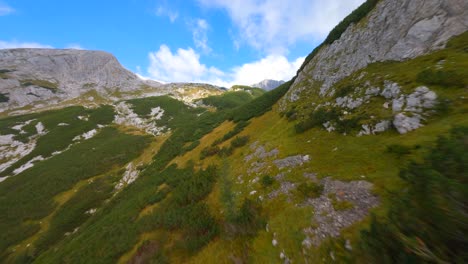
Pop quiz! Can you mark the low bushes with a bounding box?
[417,69,465,88]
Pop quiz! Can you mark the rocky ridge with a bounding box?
[0,49,224,115]
[284,0,468,102]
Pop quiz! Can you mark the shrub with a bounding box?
[229,199,266,238]
[386,144,412,158]
[231,81,292,122]
[334,85,354,98]
[416,69,465,88]
[296,182,324,199]
[261,175,274,187]
[231,135,249,148]
[213,120,250,146]
[218,146,234,157]
[295,108,340,133]
[360,126,468,263]
[0,93,8,103]
[183,140,200,152]
[200,146,221,160]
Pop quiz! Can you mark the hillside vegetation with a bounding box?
[0,1,466,263]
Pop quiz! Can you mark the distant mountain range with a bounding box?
[251,79,285,90]
[0,49,223,116]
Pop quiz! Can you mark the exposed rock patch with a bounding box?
[302,177,379,247]
[115,162,140,191]
[113,102,167,136]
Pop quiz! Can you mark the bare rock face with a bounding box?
[0,49,160,113]
[251,79,285,91]
[284,0,468,103]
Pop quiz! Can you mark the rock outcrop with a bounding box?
[0,49,159,110]
[252,79,285,91]
[284,0,468,102]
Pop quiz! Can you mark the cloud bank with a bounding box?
[147,45,303,87]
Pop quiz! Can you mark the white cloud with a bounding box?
[156,6,179,23]
[146,44,303,87]
[191,19,211,53]
[65,44,84,50]
[231,55,304,85]
[0,3,14,16]
[148,45,224,84]
[0,40,53,49]
[198,0,365,53]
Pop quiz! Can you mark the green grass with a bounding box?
[199,91,255,110]
[288,32,468,135]
[20,79,59,93]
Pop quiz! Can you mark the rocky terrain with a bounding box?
[0,0,466,263]
[0,49,224,116]
[284,0,468,101]
[252,79,285,91]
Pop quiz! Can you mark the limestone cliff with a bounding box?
[284,0,468,102]
[0,49,164,114]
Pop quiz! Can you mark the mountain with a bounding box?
[281,0,468,134]
[0,49,223,116]
[252,79,285,90]
[0,0,466,263]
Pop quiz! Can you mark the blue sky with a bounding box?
[0,0,364,87]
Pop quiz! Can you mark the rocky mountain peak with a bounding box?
[252,79,285,91]
[284,0,468,103]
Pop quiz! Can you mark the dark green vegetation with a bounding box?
[200,135,250,159]
[152,81,291,170]
[0,105,115,177]
[261,175,275,187]
[297,0,380,74]
[1,8,467,264]
[34,176,116,254]
[199,90,258,110]
[295,107,363,134]
[360,126,467,263]
[231,80,291,122]
[0,69,13,79]
[126,95,205,130]
[417,69,466,88]
[212,120,250,146]
[295,182,324,199]
[0,93,8,103]
[20,79,59,93]
[0,127,150,260]
[197,85,266,111]
[291,32,468,135]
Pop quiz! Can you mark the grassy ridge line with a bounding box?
[0,127,150,257]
